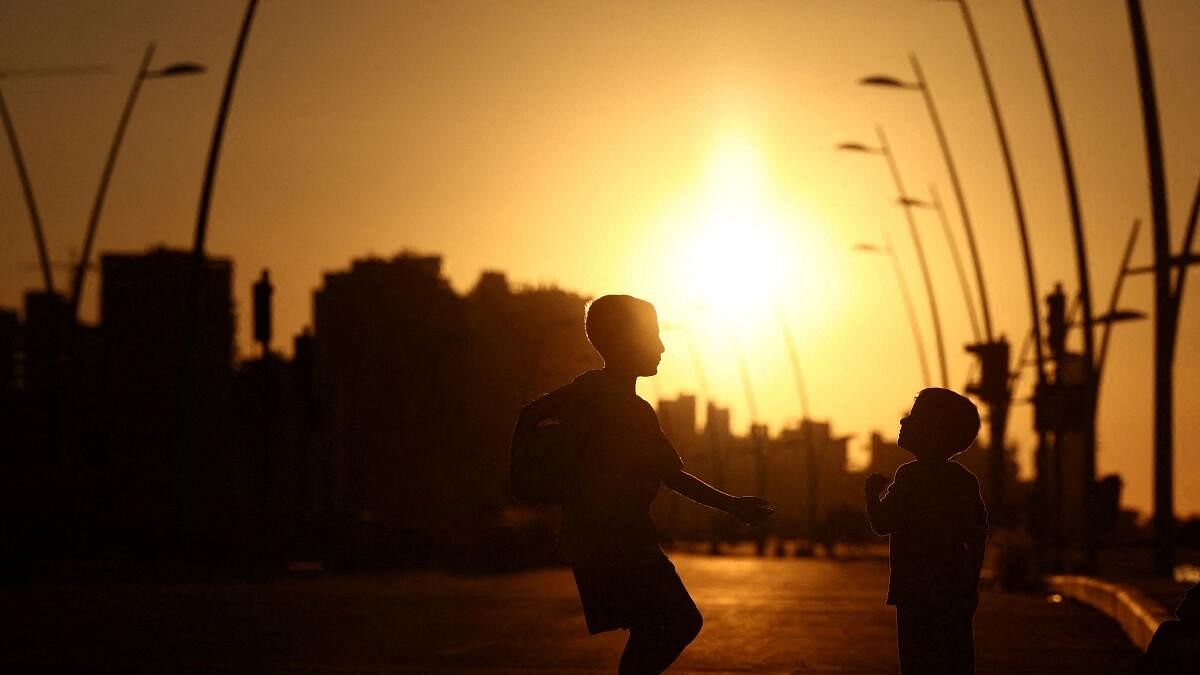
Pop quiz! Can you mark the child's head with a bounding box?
[585,295,664,377]
[897,388,980,460]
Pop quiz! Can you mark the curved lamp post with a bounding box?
[838,127,949,387]
[69,43,205,318]
[1,65,109,294]
[860,54,992,343]
[854,237,931,388]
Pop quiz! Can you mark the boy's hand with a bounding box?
[729,496,776,526]
[865,473,890,498]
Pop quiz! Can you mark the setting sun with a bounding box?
[636,131,841,345]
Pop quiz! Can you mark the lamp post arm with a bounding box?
[1171,175,1200,304]
[71,42,156,317]
[1096,220,1142,392]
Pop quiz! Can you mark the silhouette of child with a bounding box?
[1138,582,1200,674]
[516,295,774,675]
[865,388,989,675]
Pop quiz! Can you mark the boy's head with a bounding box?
[585,295,664,377]
[897,388,980,460]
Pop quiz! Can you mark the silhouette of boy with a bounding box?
[1138,582,1200,674]
[516,295,774,675]
[865,388,988,675]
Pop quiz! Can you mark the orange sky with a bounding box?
[1,0,1198,516]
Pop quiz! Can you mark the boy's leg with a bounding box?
[948,608,976,675]
[618,606,703,675]
[617,558,703,675]
[898,605,975,675]
[897,605,948,675]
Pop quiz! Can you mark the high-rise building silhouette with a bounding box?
[98,247,235,547]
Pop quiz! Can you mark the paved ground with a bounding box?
[1,553,1139,674]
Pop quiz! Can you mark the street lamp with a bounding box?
[69,43,206,318]
[859,53,991,343]
[928,0,1046,392]
[838,126,949,387]
[899,186,980,343]
[1,65,109,294]
[853,236,931,388]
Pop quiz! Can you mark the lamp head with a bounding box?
[859,75,918,89]
[148,62,206,78]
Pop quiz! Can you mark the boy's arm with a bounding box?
[864,471,901,535]
[965,477,990,581]
[663,469,774,525]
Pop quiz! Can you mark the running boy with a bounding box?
[865,388,989,675]
[515,294,774,675]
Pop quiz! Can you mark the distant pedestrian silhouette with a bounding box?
[513,294,774,675]
[865,388,988,675]
[1138,582,1200,674]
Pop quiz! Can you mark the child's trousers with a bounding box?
[896,603,975,675]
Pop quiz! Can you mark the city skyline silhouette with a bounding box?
[3,1,1198,518]
[2,4,1200,671]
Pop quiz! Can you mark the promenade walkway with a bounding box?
[1,553,1140,674]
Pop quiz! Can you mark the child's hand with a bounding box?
[730,496,776,526]
[865,473,890,497]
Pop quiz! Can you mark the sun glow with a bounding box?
[681,135,789,325]
[627,129,843,426]
[639,131,838,335]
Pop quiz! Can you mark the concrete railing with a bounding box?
[1046,575,1174,651]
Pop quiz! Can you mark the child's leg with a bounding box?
[618,606,703,675]
[898,605,975,675]
[947,608,976,675]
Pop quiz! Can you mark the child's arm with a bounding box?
[864,471,902,535]
[663,469,775,525]
[965,477,990,581]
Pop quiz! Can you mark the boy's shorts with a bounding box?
[572,556,698,634]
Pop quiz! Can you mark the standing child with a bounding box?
[514,294,774,675]
[864,388,989,675]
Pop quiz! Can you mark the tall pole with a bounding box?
[952,0,1045,384]
[0,86,54,294]
[70,43,157,317]
[193,0,259,260]
[950,0,1047,531]
[1023,0,1099,567]
[1127,0,1174,577]
[910,54,992,341]
[878,125,949,387]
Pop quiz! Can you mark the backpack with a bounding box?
[509,387,588,505]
